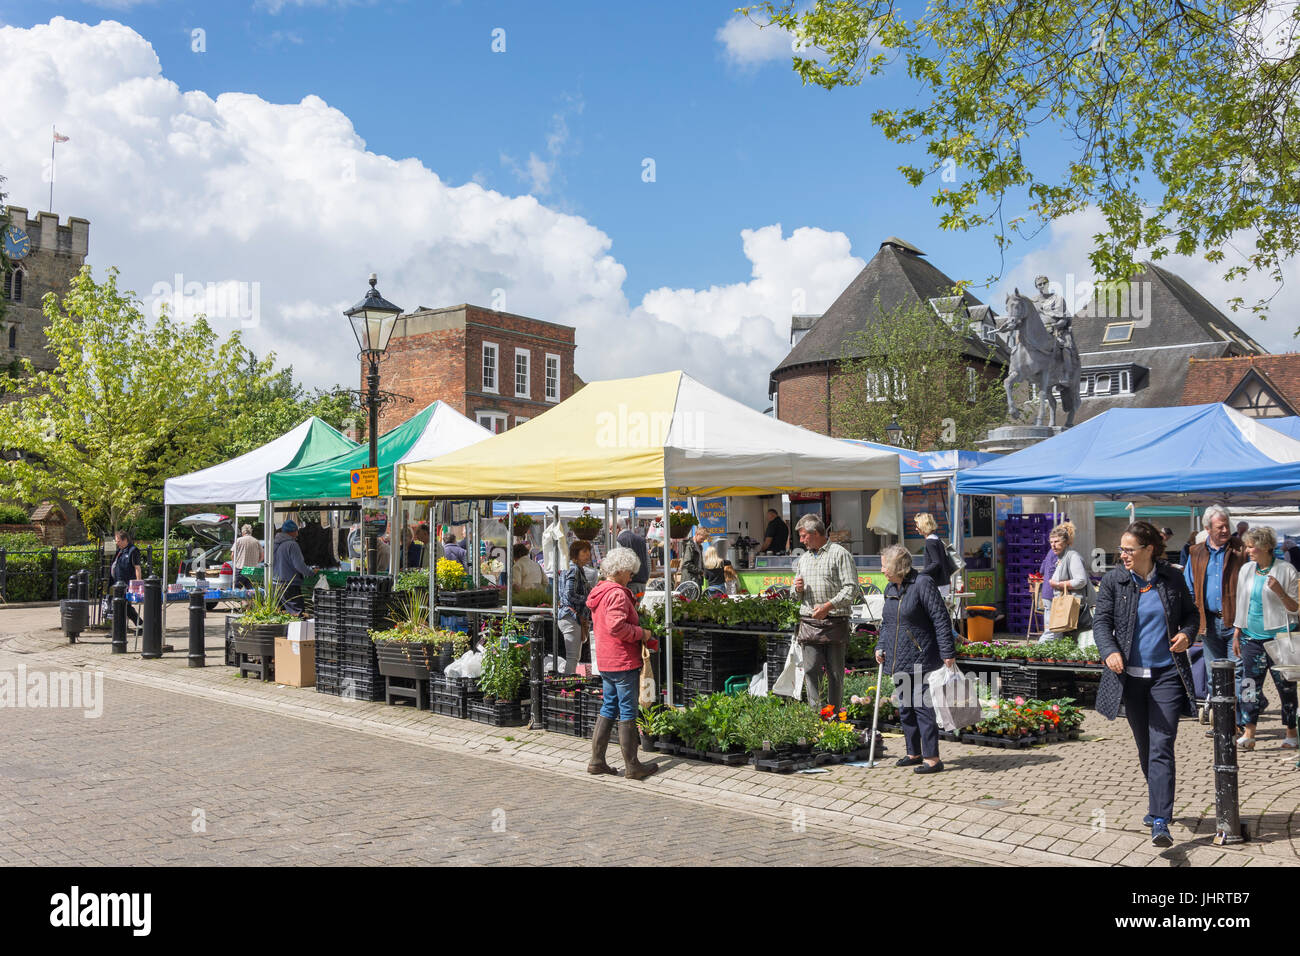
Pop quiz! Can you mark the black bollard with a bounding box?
[141,575,162,659]
[111,582,127,654]
[188,589,206,668]
[66,576,77,601]
[76,570,87,602]
[529,618,544,730]
[1211,659,1248,845]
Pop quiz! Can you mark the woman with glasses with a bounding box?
[1094,521,1199,848]
[1230,526,1299,752]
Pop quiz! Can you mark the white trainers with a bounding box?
[1281,737,1298,750]
[1236,734,1256,752]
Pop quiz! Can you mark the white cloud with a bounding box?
[500,96,582,197]
[716,13,795,69]
[0,18,861,408]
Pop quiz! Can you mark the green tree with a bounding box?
[830,297,1006,449]
[224,350,360,458]
[749,1,1300,315]
[0,267,255,535]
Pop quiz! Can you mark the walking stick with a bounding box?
[865,659,885,768]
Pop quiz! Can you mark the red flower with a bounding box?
[820,705,834,718]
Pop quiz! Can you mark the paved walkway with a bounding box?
[3,606,1296,867]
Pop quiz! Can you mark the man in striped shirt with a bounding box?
[791,514,859,710]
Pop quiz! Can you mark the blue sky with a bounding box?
[0,1,1291,405]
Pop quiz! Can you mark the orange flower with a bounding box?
[820,705,834,718]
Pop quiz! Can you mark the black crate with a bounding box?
[438,588,502,609]
[683,633,759,656]
[468,698,530,727]
[544,712,585,737]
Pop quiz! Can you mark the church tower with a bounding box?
[2,206,90,373]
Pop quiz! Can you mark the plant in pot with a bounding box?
[667,506,697,541]
[371,591,470,677]
[478,634,530,703]
[569,506,602,542]
[395,568,430,593]
[503,503,533,538]
[436,557,469,591]
[231,583,295,660]
[815,718,862,754]
[636,704,674,749]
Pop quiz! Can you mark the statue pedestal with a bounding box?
[977,424,1063,455]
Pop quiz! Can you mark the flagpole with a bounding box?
[49,126,56,212]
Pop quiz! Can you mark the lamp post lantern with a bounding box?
[345,273,402,575]
[885,418,903,446]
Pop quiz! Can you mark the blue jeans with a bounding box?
[1201,615,1241,704]
[1239,638,1299,728]
[599,668,639,721]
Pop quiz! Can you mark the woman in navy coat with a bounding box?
[1093,521,1199,849]
[875,544,956,774]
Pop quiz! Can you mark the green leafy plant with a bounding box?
[240,582,294,625]
[478,636,530,701]
[842,670,897,723]
[0,504,29,524]
[668,507,697,539]
[512,586,550,608]
[636,704,674,737]
[395,568,429,592]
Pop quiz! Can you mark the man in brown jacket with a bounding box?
[1183,505,1245,726]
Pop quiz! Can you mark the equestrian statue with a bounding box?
[998,275,1081,428]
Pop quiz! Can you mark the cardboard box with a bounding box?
[274,637,315,688]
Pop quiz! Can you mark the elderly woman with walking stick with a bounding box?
[874,544,955,774]
[1093,521,1199,848]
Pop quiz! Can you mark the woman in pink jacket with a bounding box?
[585,547,661,780]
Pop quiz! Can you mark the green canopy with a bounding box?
[1094,503,1195,519]
[266,401,490,501]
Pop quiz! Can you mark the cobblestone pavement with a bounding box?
[0,651,977,866]
[3,607,1297,866]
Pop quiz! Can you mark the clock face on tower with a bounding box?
[3,225,31,261]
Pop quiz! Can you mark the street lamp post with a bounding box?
[885,418,903,446]
[345,273,402,576]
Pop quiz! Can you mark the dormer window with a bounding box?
[1101,322,1133,345]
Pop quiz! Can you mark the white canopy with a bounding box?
[164,417,357,506]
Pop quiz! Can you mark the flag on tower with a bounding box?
[53,130,69,143]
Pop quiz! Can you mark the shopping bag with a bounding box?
[927,663,982,732]
[1265,628,1300,680]
[749,667,769,697]
[1048,593,1081,632]
[639,645,657,706]
[771,641,805,699]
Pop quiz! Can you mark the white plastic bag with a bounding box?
[928,663,982,732]
[445,649,483,680]
[1266,630,1300,680]
[771,641,805,699]
[748,668,769,697]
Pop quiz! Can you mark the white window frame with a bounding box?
[1094,373,1112,395]
[513,415,530,428]
[544,353,560,402]
[476,411,507,434]
[482,342,498,394]
[514,348,530,399]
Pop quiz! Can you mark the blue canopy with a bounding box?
[841,440,1000,487]
[955,404,1300,504]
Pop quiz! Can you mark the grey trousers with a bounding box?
[800,640,847,710]
[558,617,585,676]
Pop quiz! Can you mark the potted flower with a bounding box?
[371,591,471,679]
[469,628,531,726]
[503,503,533,538]
[569,506,602,541]
[668,505,698,540]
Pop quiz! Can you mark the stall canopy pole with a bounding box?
[264,499,274,595]
[550,506,560,667]
[161,504,170,628]
[429,499,438,618]
[663,481,674,708]
[506,505,514,616]
[470,501,479,587]
[604,498,611,556]
[389,494,399,578]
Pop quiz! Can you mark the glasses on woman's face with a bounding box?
[1118,545,1148,556]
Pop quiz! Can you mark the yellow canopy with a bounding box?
[397,370,899,498]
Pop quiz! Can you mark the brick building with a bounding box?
[371,303,576,433]
[2,206,90,372]
[1179,353,1300,418]
[769,237,1008,437]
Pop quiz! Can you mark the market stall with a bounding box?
[396,370,900,706]
[161,417,358,619]
[265,400,491,584]
[956,402,1300,648]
